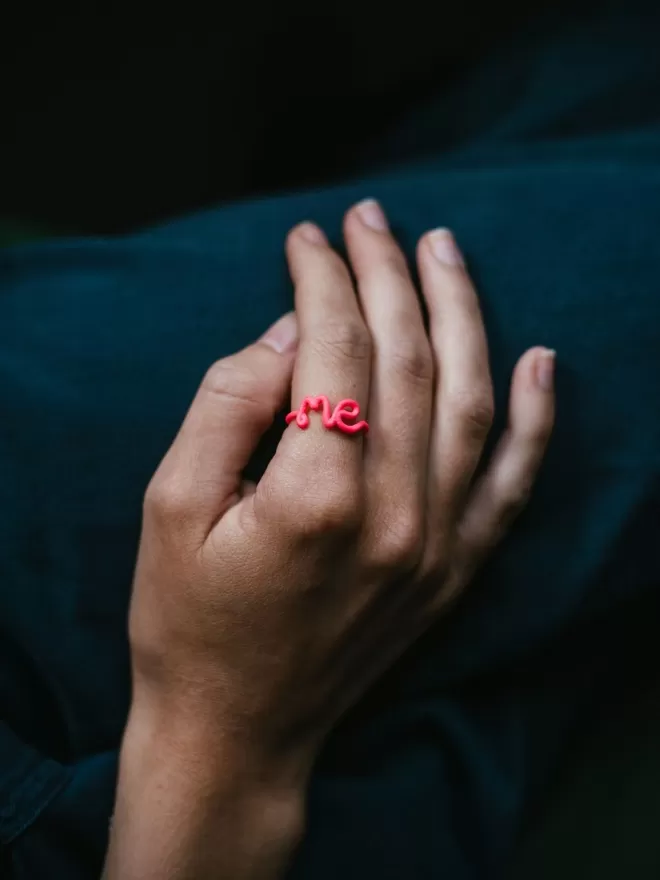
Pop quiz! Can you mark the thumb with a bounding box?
[151,312,298,526]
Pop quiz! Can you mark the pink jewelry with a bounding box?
[286,396,369,435]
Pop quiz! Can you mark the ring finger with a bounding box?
[417,229,495,557]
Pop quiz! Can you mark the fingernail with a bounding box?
[535,348,556,391]
[356,198,388,232]
[428,228,464,266]
[297,223,327,245]
[261,312,299,353]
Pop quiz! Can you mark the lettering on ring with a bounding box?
[285,396,369,435]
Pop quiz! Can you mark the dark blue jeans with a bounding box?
[1,5,659,878]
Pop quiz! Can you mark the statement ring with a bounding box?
[286,395,369,436]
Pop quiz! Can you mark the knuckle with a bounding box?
[420,546,450,580]
[370,515,424,572]
[449,388,494,438]
[202,360,269,413]
[313,319,372,364]
[143,476,192,527]
[203,358,237,393]
[497,479,534,517]
[388,338,434,384]
[521,414,554,445]
[203,359,252,400]
[261,458,364,538]
[298,485,364,536]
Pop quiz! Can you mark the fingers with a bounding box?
[417,229,494,537]
[343,200,433,558]
[455,346,555,578]
[145,313,298,530]
[281,222,371,487]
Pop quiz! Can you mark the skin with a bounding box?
[103,200,555,880]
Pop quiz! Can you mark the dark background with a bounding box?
[2,4,659,878]
[0,0,582,234]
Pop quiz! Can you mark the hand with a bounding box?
[106,201,555,879]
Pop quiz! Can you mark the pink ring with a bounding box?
[285,396,369,435]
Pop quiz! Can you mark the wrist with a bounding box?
[105,696,307,880]
[138,692,305,783]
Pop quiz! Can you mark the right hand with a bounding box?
[129,199,555,814]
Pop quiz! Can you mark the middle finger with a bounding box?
[344,200,434,556]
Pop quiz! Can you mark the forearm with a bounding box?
[102,698,305,880]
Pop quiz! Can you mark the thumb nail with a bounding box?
[261,312,298,353]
